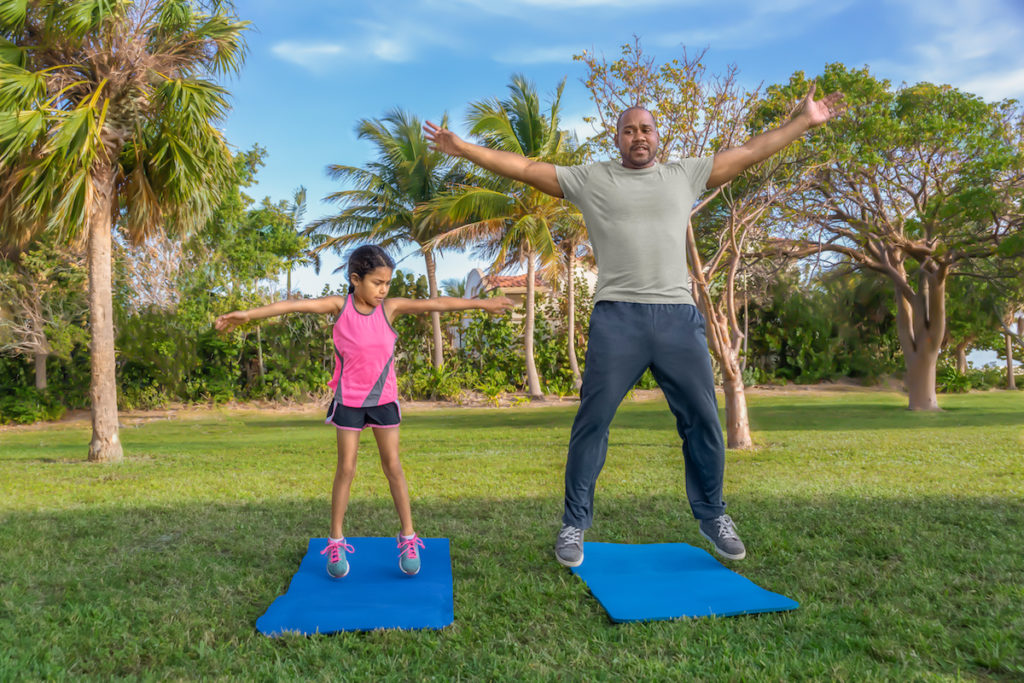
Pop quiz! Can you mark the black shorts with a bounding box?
[325,400,401,431]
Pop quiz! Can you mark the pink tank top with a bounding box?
[327,294,398,407]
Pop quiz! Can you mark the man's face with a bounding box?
[615,109,659,169]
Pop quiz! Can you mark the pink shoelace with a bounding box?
[397,535,425,560]
[320,538,355,563]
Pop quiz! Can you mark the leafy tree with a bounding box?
[765,64,1024,410]
[0,0,249,461]
[0,233,87,389]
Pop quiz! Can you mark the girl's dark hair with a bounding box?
[347,245,395,293]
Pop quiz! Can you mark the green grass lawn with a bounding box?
[1,390,1022,680]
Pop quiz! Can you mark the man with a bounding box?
[424,84,844,566]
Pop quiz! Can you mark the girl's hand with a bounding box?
[215,311,249,333]
[482,296,514,315]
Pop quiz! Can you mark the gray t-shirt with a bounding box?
[555,158,713,305]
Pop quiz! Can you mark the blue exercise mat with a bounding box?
[256,537,454,636]
[570,542,798,622]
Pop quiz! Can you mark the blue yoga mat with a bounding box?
[256,537,454,636]
[570,542,798,623]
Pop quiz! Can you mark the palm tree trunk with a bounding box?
[566,246,581,390]
[423,249,444,369]
[524,254,543,398]
[86,158,124,463]
[256,323,265,381]
[1007,333,1016,390]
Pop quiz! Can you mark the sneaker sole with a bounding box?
[555,551,583,568]
[698,529,746,561]
[400,566,420,576]
[327,566,350,578]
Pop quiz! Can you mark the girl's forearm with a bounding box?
[434,297,492,312]
[241,300,304,321]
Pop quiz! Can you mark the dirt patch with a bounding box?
[1,381,907,432]
[745,376,905,395]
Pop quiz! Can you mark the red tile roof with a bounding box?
[482,274,545,290]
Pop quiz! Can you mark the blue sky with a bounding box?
[220,0,1024,297]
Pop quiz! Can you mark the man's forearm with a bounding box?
[741,114,813,165]
[456,139,535,182]
[453,138,563,197]
[707,113,814,187]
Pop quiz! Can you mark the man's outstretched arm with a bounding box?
[423,121,564,198]
[706,83,845,189]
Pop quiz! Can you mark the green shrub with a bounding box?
[399,365,465,402]
[119,382,171,410]
[0,387,65,424]
[937,363,971,393]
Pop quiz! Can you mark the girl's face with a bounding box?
[350,266,393,308]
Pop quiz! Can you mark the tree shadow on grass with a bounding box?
[1,494,1021,679]
[746,402,1024,431]
[238,407,582,433]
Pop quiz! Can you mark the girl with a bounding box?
[215,245,512,578]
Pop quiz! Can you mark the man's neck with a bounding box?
[619,159,657,170]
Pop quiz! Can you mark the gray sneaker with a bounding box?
[698,514,746,560]
[555,524,584,567]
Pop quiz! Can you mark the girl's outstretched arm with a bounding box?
[215,296,345,333]
[385,295,514,322]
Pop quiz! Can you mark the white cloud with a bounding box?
[874,0,1024,100]
[370,38,413,63]
[270,18,451,71]
[653,0,854,50]
[960,68,1024,102]
[270,42,346,71]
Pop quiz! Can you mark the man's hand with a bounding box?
[423,119,564,197]
[791,83,846,128]
[423,120,466,157]
[214,311,249,333]
[707,83,846,188]
[482,296,514,315]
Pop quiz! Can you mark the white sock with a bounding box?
[329,536,344,543]
[400,533,416,540]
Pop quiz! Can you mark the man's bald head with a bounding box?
[615,106,657,133]
[614,106,659,169]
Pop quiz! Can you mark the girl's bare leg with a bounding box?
[372,427,414,536]
[330,428,360,539]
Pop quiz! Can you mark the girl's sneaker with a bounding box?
[321,538,354,578]
[397,534,425,576]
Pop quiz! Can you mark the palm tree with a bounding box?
[440,277,466,298]
[0,1,248,462]
[431,75,572,398]
[310,109,459,369]
[547,211,592,391]
[281,187,321,299]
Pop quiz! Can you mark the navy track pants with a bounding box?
[562,301,726,529]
